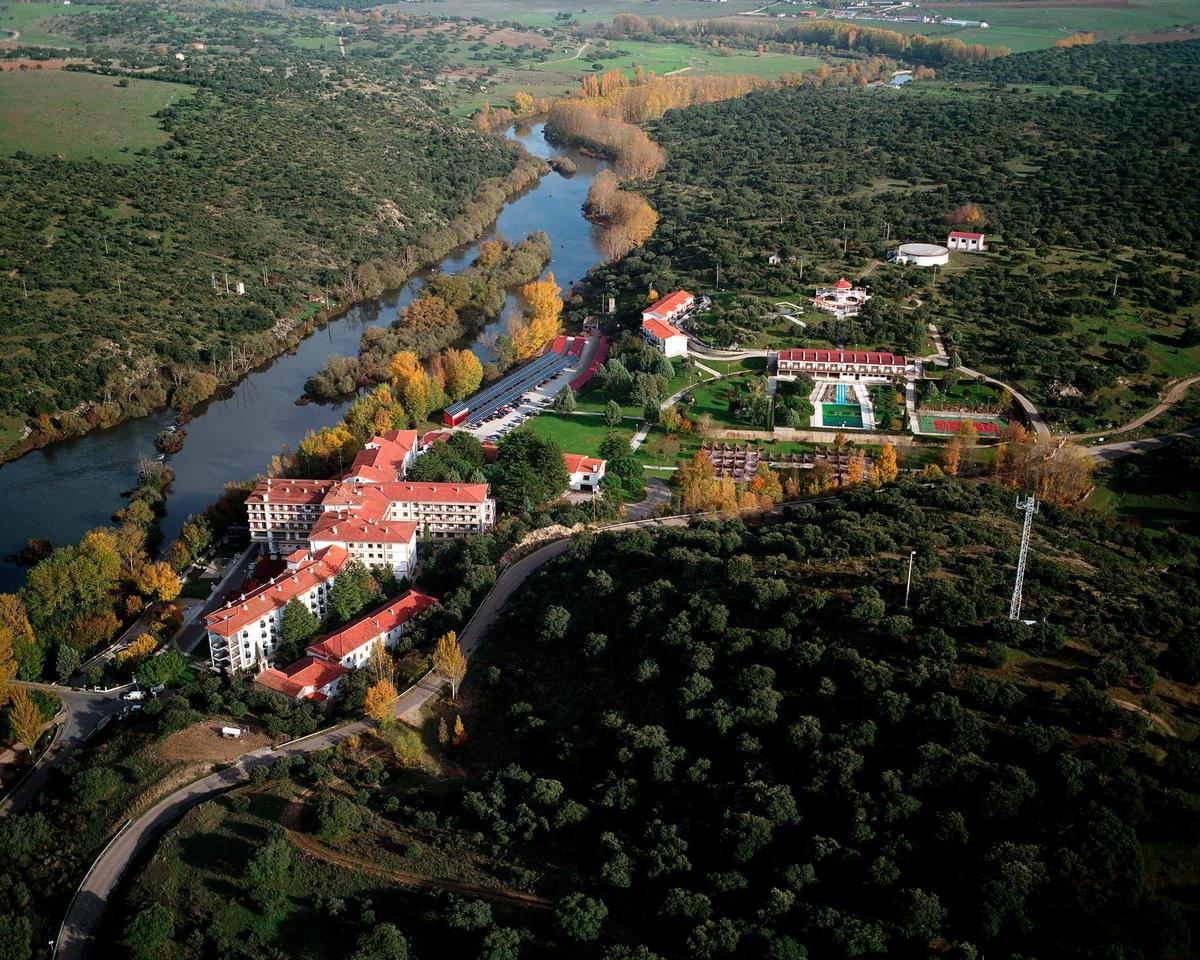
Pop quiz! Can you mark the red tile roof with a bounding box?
[948,231,984,240]
[346,430,418,482]
[563,454,605,475]
[375,482,492,505]
[642,317,684,341]
[306,589,438,661]
[642,290,694,319]
[833,277,853,290]
[206,546,349,638]
[310,512,420,545]
[255,656,347,699]
[778,348,908,366]
[246,479,334,505]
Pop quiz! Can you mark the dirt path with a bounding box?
[1114,698,1177,738]
[1068,374,1200,441]
[281,795,551,910]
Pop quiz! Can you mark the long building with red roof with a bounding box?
[254,656,347,702]
[305,589,438,669]
[206,545,350,673]
[641,290,694,326]
[777,348,911,381]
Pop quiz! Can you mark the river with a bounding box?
[0,122,609,592]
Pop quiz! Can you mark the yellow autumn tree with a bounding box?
[513,91,535,115]
[441,348,484,402]
[511,272,563,359]
[388,350,432,423]
[876,443,899,483]
[846,449,865,486]
[7,687,44,751]
[433,631,467,700]
[942,438,962,476]
[679,451,739,514]
[136,562,181,603]
[116,632,159,667]
[365,679,397,726]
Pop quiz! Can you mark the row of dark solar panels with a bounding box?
[443,349,577,427]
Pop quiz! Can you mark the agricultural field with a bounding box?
[0,0,112,47]
[926,0,1200,51]
[0,70,191,163]
[375,0,767,27]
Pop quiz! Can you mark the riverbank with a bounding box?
[0,124,610,593]
[0,154,548,469]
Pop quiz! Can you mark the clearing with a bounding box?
[0,69,191,163]
[157,721,271,763]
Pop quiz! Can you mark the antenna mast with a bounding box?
[1009,495,1039,620]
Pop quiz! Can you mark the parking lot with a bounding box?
[462,336,600,444]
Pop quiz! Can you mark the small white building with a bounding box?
[947,230,986,252]
[564,454,606,492]
[641,317,688,358]
[894,242,950,267]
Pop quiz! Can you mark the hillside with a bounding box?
[0,7,526,458]
[573,41,1200,434]
[105,479,1200,959]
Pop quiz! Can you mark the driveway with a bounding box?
[1087,427,1200,462]
[0,684,129,819]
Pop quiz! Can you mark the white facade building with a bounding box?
[564,454,606,492]
[947,231,986,252]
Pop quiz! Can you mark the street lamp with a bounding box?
[904,550,916,608]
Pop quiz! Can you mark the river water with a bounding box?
[0,122,608,592]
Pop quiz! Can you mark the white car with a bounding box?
[122,690,146,702]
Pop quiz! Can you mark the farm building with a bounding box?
[947,231,986,252]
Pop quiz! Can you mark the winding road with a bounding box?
[0,683,128,820]
[53,509,727,959]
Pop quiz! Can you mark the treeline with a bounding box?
[603,12,1003,64]
[304,232,551,400]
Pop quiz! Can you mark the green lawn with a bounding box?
[525,411,635,457]
[0,1,113,45]
[1089,452,1200,545]
[0,70,192,163]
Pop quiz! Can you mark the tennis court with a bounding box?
[919,415,1007,435]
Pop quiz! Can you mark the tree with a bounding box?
[433,631,467,699]
[942,438,962,476]
[604,400,623,427]
[365,679,397,726]
[122,904,175,960]
[351,924,409,960]
[135,649,188,688]
[329,560,373,624]
[556,893,608,942]
[876,443,898,483]
[554,385,577,413]
[317,794,363,840]
[55,643,81,680]
[0,595,40,682]
[0,607,16,699]
[367,639,394,685]
[453,713,466,747]
[136,562,181,603]
[491,430,570,509]
[278,597,319,663]
[846,449,865,486]
[7,687,44,751]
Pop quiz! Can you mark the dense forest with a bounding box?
[97,478,1200,959]
[0,4,531,457]
[572,41,1200,430]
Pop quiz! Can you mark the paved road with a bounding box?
[0,684,128,819]
[175,544,258,656]
[625,479,672,520]
[957,364,1052,439]
[1086,427,1200,462]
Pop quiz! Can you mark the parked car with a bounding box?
[122,690,146,702]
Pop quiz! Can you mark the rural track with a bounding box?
[281,794,551,910]
[1067,374,1200,441]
